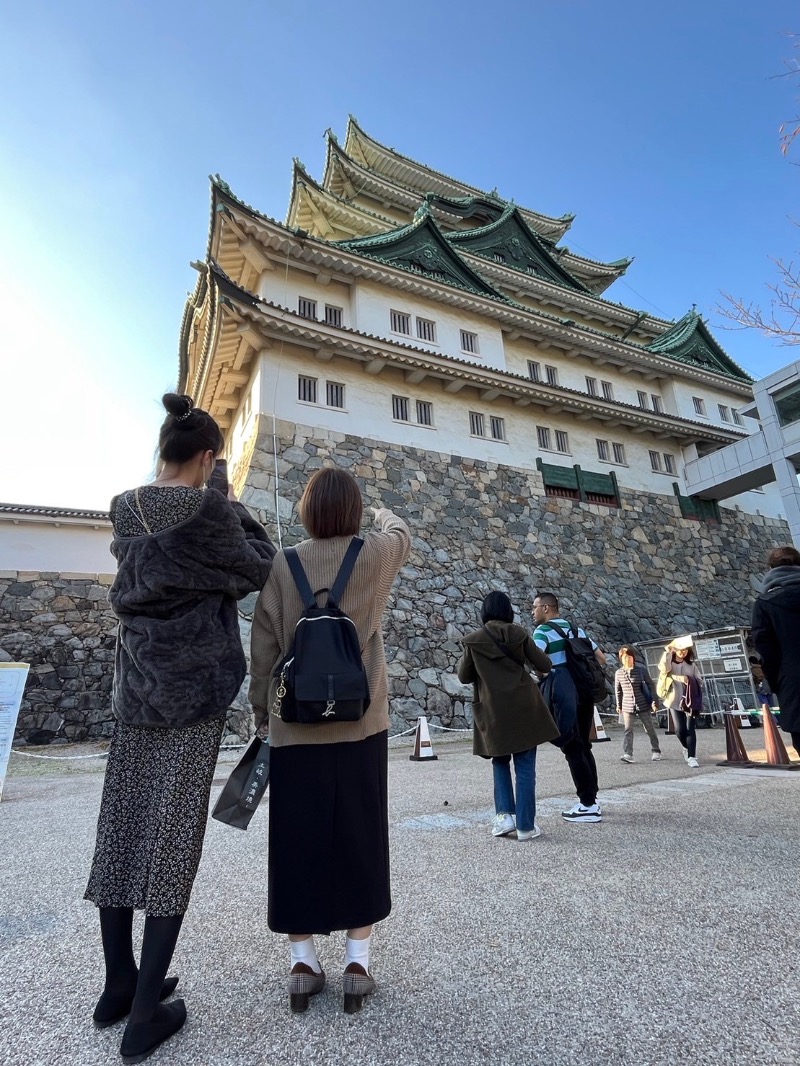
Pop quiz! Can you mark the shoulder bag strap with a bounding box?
[327,537,364,608]
[284,547,317,609]
[481,626,524,666]
[131,487,153,534]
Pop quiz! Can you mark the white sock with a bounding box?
[345,934,371,972]
[290,936,321,974]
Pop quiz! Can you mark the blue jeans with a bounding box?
[492,748,537,833]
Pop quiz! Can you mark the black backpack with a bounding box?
[270,539,370,725]
[548,621,607,704]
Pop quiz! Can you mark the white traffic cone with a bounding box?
[409,716,438,762]
[591,707,611,742]
[733,697,751,727]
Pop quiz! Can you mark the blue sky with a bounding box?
[1,0,797,509]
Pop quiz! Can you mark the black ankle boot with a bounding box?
[120,1000,187,1063]
[93,976,180,1028]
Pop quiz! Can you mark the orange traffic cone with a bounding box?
[761,706,799,769]
[409,716,438,762]
[716,712,755,767]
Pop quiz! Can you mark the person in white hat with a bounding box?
[657,637,703,768]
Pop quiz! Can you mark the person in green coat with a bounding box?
[457,592,558,841]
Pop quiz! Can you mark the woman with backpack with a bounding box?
[457,592,558,840]
[615,645,662,763]
[249,467,410,1015]
[657,637,704,768]
[84,394,275,1063]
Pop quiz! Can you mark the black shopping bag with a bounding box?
[211,736,270,830]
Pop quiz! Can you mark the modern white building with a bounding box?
[685,359,800,543]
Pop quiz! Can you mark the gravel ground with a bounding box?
[1,725,799,1066]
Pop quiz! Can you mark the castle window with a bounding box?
[416,317,437,343]
[649,450,663,472]
[492,252,506,263]
[298,297,317,320]
[555,430,570,453]
[416,400,433,427]
[732,410,743,426]
[651,394,663,413]
[324,305,343,328]
[460,329,479,354]
[490,416,506,441]
[298,375,318,404]
[390,310,411,335]
[601,381,614,400]
[637,390,648,409]
[718,404,731,422]
[537,426,552,450]
[596,439,610,462]
[527,360,541,382]
[586,376,598,397]
[545,365,559,386]
[392,395,410,421]
[326,382,345,409]
[664,453,676,474]
[693,396,707,416]
[469,411,486,437]
[612,442,626,465]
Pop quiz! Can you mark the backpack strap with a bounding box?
[547,621,569,642]
[284,547,317,609]
[327,537,364,608]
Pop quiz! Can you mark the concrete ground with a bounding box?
[2,723,799,1066]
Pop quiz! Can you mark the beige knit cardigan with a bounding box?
[249,509,411,746]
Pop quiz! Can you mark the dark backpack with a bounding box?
[270,539,370,725]
[548,621,607,704]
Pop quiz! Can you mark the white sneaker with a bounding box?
[687,757,700,769]
[620,753,634,763]
[516,825,542,842]
[683,748,690,763]
[561,803,602,823]
[492,813,515,837]
[651,752,663,761]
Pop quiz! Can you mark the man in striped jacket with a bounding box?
[532,592,606,823]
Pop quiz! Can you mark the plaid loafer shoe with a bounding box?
[289,962,326,1013]
[343,962,376,1014]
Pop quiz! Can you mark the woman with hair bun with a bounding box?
[457,591,557,842]
[85,393,275,1063]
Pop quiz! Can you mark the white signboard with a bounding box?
[694,639,720,660]
[719,641,743,656]
[0,663,30,802]
[723,658,744,673]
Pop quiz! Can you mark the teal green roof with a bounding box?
[335,203,505,299]
[445,204,590,293]
[646,310,751,382]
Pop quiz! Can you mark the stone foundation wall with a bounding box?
[240,417,789,734]
[2,417,790,743]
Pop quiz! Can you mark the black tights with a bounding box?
[670,708,696,758]
[792,732,800,758]
[99,907,183,1022]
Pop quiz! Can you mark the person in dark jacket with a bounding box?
[457,592,558,841]
[615,645,661,763]
[751,544,800,756]
[85,393,275,1063]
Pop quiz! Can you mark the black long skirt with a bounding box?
[268,730,390,935]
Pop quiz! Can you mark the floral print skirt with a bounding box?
[85,714,225,916]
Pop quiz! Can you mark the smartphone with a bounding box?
[208,459,229,495]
